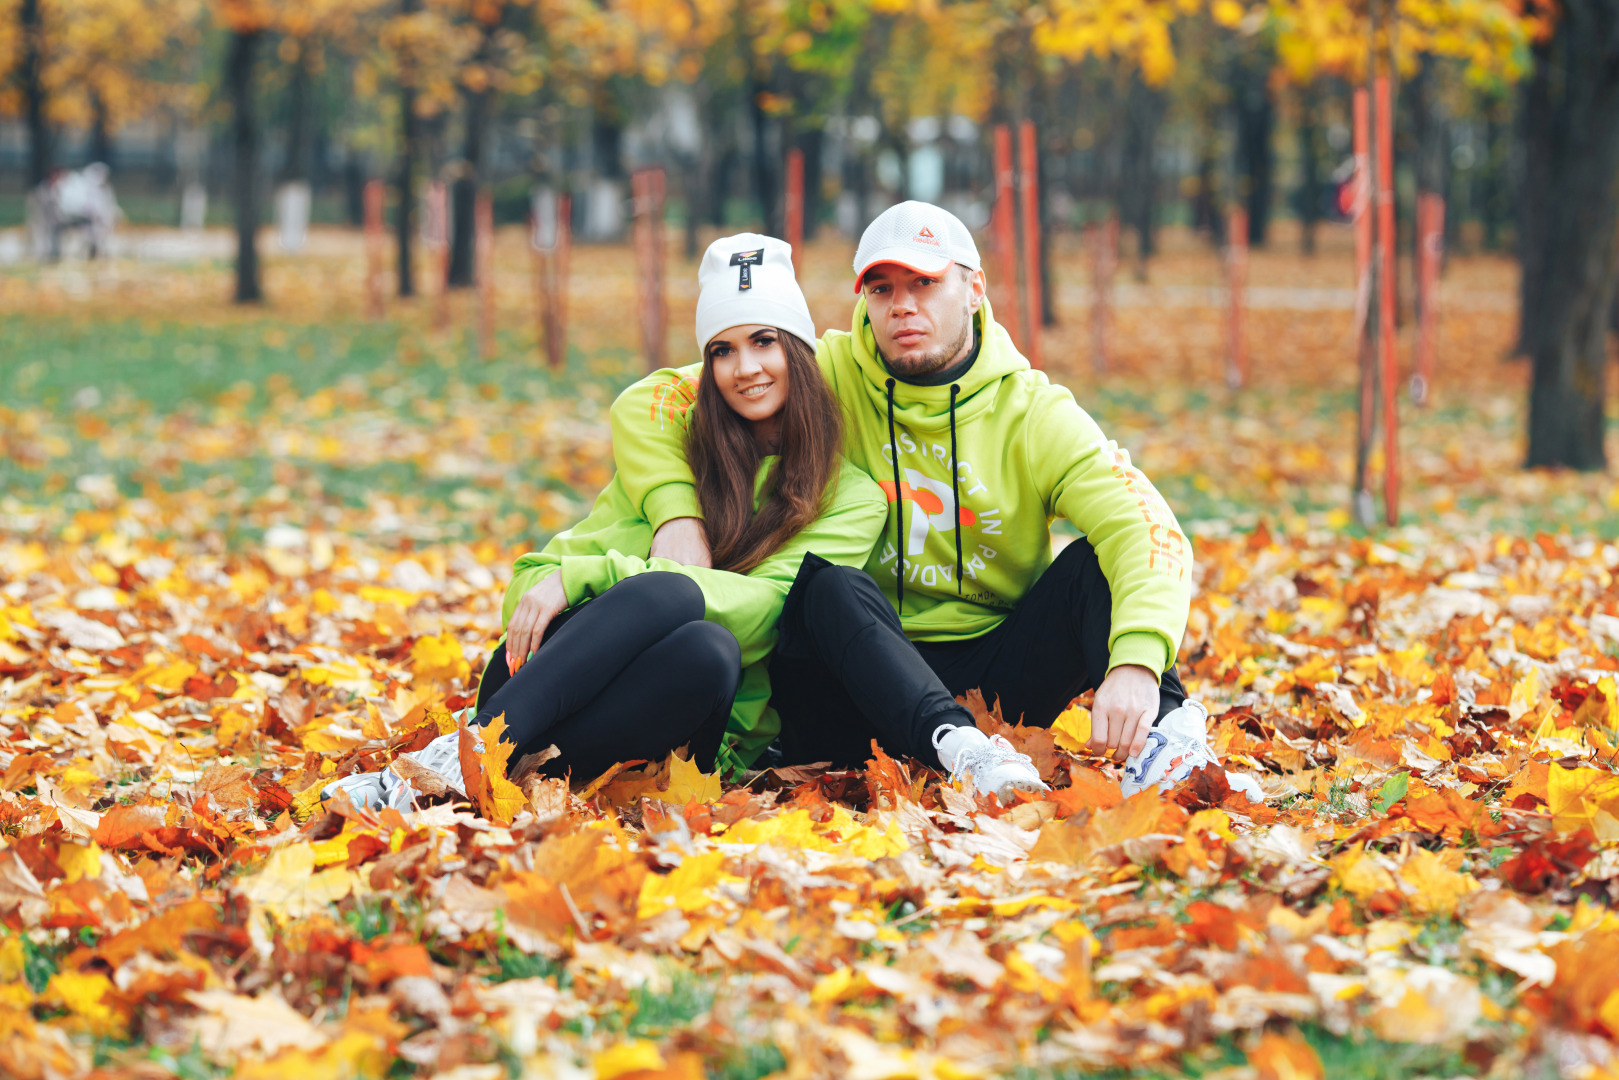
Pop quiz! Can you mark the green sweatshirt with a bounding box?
[609,298,1193,678]
[501,457,887,774]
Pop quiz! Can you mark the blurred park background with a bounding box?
[1,0,1616,550]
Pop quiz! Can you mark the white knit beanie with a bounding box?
[694,233,815,353]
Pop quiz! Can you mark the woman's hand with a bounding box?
[650,517,712,568]
[505,574,568,675]
[1088,664,1160,759]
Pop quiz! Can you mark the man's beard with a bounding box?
[880,307,973,377]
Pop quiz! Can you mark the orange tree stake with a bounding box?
[1225,205,1249,389]
[1411,192,1445,405]
[784,148,804,273]
[475,190,495,359]
[1376,75,1398,526]
[1351,88,1377,523]
[425,181,449,332]
[364,179,385,320]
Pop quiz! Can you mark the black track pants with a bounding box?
[770,538,1186,768]
[472,572,741,778]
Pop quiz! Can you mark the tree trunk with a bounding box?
[1523,0,1619,471]
[89,90,113,169]
[1295,82,1322,255]
[751,76,783,238]
[228,29,263,304]
[1193,132,1223,245]
[19,0,49,186]
[1118,71,1163,279]
[395,0,421,299]
[448,20,496,288]
[1233,57,1275,246]
[1481,104,1512,252]
[1411,57,1449,320]
[448,87,490,287]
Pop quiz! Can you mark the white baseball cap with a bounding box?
[851,201,982,293]
[695,232,816,353]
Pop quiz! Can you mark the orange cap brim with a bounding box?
[853,252,957,294]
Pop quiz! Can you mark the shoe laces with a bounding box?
[940,733,1035,788]
[410,730,476,776]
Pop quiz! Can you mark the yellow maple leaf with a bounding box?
[234,1030,390,1080]
[637,849,731,919]
[661,751,722,805]
[1330,844,1399,901]
[1399,848,1478,916]
[459,713,525,826]
[1547,764,1619,834]
[0,937,26,983]
[45,971,122,1035]
[411,631,470,685]
[1510,667,1542,720]
[241,843,359,921]
[593,1039,664,1078]
[56,842,102,884]
[1052,705,1091,753]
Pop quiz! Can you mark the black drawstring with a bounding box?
[886,378,904,607]
[949,383,962,594]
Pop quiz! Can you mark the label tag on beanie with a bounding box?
[729,249,764,290]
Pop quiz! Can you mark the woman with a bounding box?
[326,235,887,810]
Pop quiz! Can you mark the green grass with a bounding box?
[1,313,648,543]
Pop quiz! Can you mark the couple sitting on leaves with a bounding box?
[327,202,1264,814]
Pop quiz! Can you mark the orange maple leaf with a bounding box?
[457,713,526,826]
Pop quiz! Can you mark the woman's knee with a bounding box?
[665,620,741,695]
[606,571,705,625]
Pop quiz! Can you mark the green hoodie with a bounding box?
[609,298,1192,679]
[500,457,887,774]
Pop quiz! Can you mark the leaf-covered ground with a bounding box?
[3,232,1619,1079]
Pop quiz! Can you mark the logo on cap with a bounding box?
[914,226,940,246]
[729,249,765,290]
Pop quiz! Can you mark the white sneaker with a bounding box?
[932,724,1049,804]
[322,729,478,811]
[1119,700,1265,803]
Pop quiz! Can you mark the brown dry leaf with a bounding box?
[388,754,450,798]
[195,763,256,812]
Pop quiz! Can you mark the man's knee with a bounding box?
[611,571,705,624]
[802,564,888,628]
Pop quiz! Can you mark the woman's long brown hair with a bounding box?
[688,331,842,574]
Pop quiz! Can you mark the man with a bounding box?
[613,202,1260,803]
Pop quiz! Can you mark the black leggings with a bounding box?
[771,538,1187,768]
[471,572,741,778]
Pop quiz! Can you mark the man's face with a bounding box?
[861,262,986,377]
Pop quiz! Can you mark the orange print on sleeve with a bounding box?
[649,376,700,430]
[1094,439,1188,582]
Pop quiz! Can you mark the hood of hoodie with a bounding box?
[847,295,1027,431]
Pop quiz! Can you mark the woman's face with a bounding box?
[706,324,791,424]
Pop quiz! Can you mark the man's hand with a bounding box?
[1088,664,1161,759]
[650,517,712,568]
[505,573,568,675]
